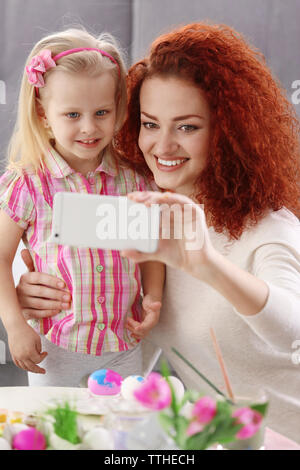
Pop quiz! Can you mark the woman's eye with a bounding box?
[141,121,158,129]
[66,112,79,119]
[179,124,198,132]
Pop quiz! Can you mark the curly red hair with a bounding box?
[116,22,300,239]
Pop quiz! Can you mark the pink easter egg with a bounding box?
[88,368,123,396]
[13,428,46,450]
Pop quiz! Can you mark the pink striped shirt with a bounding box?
[0,148,156,356]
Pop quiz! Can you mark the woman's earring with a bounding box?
[43,118,50,128]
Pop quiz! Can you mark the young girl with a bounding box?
[0,28,164,386]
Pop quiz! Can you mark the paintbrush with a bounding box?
[171,347,234,405]
[209,327,235,403]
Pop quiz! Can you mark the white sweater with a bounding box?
[145,208,300,443]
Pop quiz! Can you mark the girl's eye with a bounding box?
[96,110,108,116]
[66,112,80,119]
[179,124,198,132]
[141,121,158,129]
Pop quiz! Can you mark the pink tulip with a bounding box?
[133,372,172,410]
[192,396,217,424]
[186,396,217,437]
[233,407,263,440]
[186,420,205,437]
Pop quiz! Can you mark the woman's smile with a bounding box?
[154,156,190,171]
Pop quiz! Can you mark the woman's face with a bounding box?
[138,76,211,196]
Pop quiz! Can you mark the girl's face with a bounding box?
[41,70,117,174]
[138,76,211,196]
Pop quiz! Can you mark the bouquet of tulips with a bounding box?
[132,360,268,450]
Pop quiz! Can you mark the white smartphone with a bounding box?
[49,192,160,253]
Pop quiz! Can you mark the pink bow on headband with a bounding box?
[25,49,56,88]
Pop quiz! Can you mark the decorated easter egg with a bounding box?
[121,375,145,401]
[12,428,46,450]
[88,369,123,396]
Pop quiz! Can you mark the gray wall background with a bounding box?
[0,0,132,168]
[0,0,299,385]
[132,0,300,102]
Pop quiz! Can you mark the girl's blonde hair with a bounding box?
[7,28,127,171]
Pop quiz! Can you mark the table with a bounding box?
[0,387,299,450]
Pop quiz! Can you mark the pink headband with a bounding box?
[26,47,120,96]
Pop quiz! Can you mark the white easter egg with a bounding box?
[82,427,113,450]
[3,423,29,445]
[168,376,185,401]
[0,437,11,450]
[121,375,145,402]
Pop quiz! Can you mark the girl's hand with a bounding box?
[126,294,162,340]
[17,249,72,319]
[7,322,48,374]
[122,191,214,281]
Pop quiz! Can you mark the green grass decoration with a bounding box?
[47,402,81,445]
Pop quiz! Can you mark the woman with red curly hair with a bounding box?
[17,23,300,442]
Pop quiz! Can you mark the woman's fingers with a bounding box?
[22,309,61,320]
[17,272,71,313]
[20,295,67,310]
[18,249,69,320]
[17,288,70,312]
[18,282,71,303]
[19,271,67,290]
[128,191,192,207]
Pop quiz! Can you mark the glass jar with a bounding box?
[222,386,268,450]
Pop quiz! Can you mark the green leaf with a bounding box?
[185,426,212,450]
[174,415,190,449]
[179,390,200,407]
[216,399,232,415]
[159,360,180,415]
[250,402,269,417]
[160,359,171,379]
[214,428,242,445]
[210,422,242,444]
[158,412,174,433]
